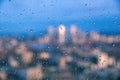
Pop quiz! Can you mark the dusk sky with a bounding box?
[0,0,120,33]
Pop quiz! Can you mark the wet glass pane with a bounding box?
[0,0,120,80]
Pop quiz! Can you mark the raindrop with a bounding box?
[99,59,101,61]
[47,17,50,20]
[57,46,59,49]
[100,69,104,72]
[64,53,68,56]
[43,4,46,7]
[85,3,87,6]
[48,46,50,49]
[16,57,19,60]
[40,32,42,35]
[112,44,115,47]
[32,12,34,14]
[84,57,89,61]
[99,56,101,57]
[19,13,22,15]
[30,29,33,32]
[23,9,25,11]
[93,22,96,25]
[103,60,106,62]
[0,68,3,71]
[5,67,8,71]
[73,46,76,49]
[19,22,21,24]
[75,31,78,34]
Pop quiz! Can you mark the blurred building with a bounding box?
[22,51,33,64]
[70,25,86,44]
[58,25,66,43]
[59,57,67,69]
[90,32,100,41]
[9,56,19,68]
[38,35,50,44]
[92,49,116,68]
[0,72,6,80]
[70,25,78,44]
[48,26,55,36]
[27,66,43,80]
[39,52,51,59]
[15,43,28,55]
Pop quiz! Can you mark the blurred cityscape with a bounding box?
[0,25,120,80]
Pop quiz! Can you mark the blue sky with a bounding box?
[0,0,120,33]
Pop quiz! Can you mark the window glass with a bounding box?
[0,0,120,80]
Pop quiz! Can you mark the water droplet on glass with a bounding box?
[48,46,50,49]
[93,22,96,25]
[57,46,59,49]
[85,3,87,6]
[32,12,34,14]
[112,44,115,47]
[30,29,33,32]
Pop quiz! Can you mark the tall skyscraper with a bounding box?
[59,57,66,69]
[70,25,78,44]
[58,25,66,43]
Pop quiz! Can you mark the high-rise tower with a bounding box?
[58,25,66,43]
